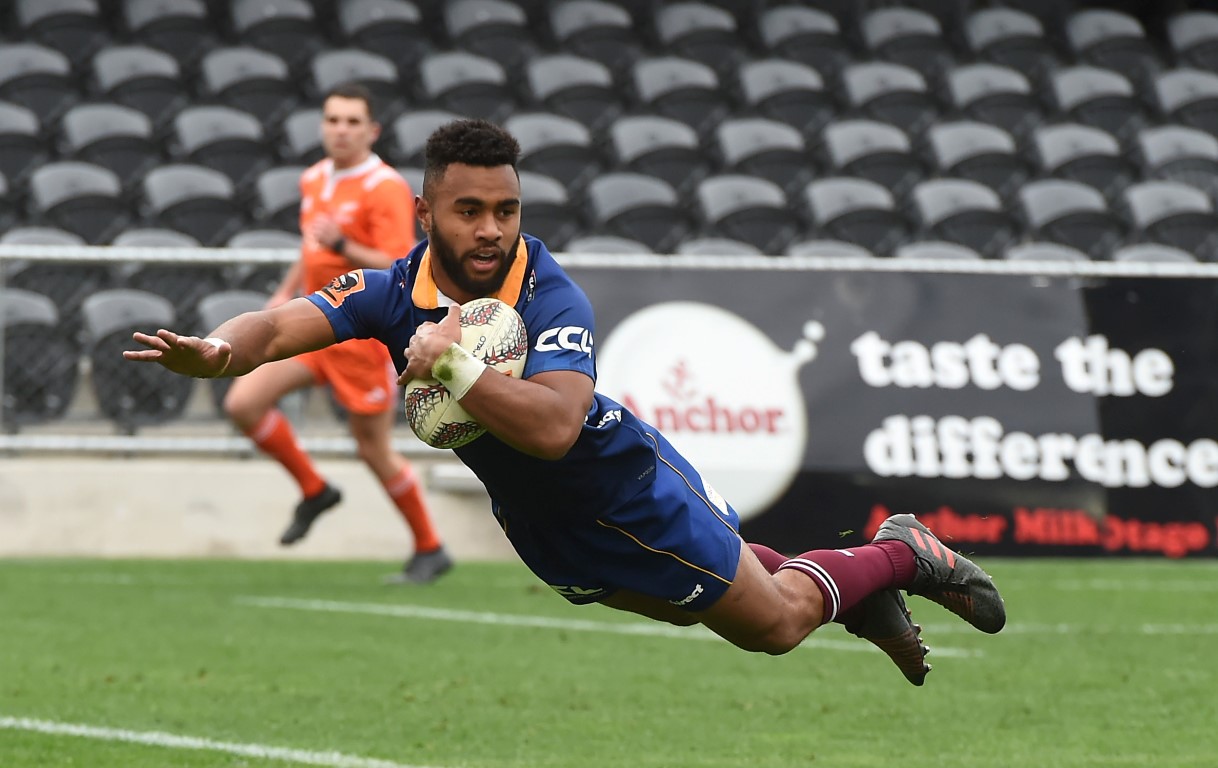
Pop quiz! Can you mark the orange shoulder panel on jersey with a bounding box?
[317,270,366,308]
[363,167,416,257]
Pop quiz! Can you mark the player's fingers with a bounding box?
[155,328,181,346]
[131,331,170,351]
[122,349,162,361]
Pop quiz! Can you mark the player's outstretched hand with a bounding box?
[399,304,461,385]
[123,329,232,379]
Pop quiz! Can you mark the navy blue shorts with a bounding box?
[492,432,743,612]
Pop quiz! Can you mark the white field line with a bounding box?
[0,716,439,768]
[1053,578,1218,592]
[923,621,1218,635]
[236,596,981,658]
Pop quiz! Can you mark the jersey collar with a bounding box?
[412,238,529,309]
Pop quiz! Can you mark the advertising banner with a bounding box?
[565,259,1218,558]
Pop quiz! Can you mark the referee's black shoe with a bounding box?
[279,483,342,545]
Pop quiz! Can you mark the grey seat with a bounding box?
[964,8,1060,77]
[549,0,642,76]
[1167,11,1218,72]
[195,289,271,411]
[585,172,692,252]
[802,177,911,257]
[91,45,187,128]
[631,57,729,135]
[1051,66,1147,143]
[1066,9,1162,89]
[653,3,747,78]
[1138,125,1218,200]
[311,49,403,122]
[840,62,938,135]
[28,161,128,244]
[1122,181,1218,262]
[230,0,324,72]
[1004,242,1092,262]
[1017,179,1125,259]
[563,235,654,255]
[1032,123,1136,199]
[1112,243,1198,264]
[504,112,601,190]
[0,100,47,184]
[517,170,581,249]
[418,51,514,122]
[736,59,834,138]
[694,175,801,255]
[675,237,763,257]
[227,230,298,293]
[785,238,875,259]
[338,0,428,74]
[142,164,244,246]
[525,54,620,131]
[607,115,706,194]
[82,288,195,432]
[15,0,107,68]
[1,287,79,427]
[947,63,1044,139]
[1155,69,1218,138]
[171,106,274,190]
[0,43,77,126]
[444,0,537,72]
[909,178,1017,258]
[391,109,460,167]
[253,165,305,232]
[893,241,984,261]
[714,117,810,195]
[925,121,1028,199]
[821,119,922,200]
[112,228,201,248]
[122,0,214,67]
[1,227,108,330]
[59,103,156,186]
[756,6,851,79]
[199,47,296,126]
[860,7,955,83]
[278,108,323,165]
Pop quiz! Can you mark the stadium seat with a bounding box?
[0,225,85,246]
[58,103,158,188]
[755,6,851,80]
[893,241,985,260]
[693,175,801,255]
[821,119,923,201]
[199,47,297,128]
[525,54,620,132]
[840,62,939,136]
[226,230,297,293]
[390,109,460,167]
[0,43,77,126]
[1,225,110,332]
[631,57,729,135]
[1122,181,1218,262]
[0,172,13,231]
[444,0,537,72]
[122,0,215,68]
[924,121,1028,199]
[81,288,196,432]
[230,0,325,73]
[859,7,956,83]
[713,117,811,196]
[1004,242,1091,262]
[947,63,1044,139]
[504,112,601,191]
[1032,123,1136,200]
[14,0,108,68]
[1065,9,1163,90]
[1111,243,1198,263]
[607,115,707,195]
[310,49,404,123]
[112,228,201,248]
[517,170,581,250]
[277,107,324,165]
[563,235,654,254]
[418,51,515,123]
[1017,179,1125,260]
[1050,67,1147,143]
[1167,11,1218,72]
[195,289,270,412]
[0,100,47,184]
[337,0,429,75]
[1154,69,1218,138]
[1,287,79,427]
[1138,125,1218,200]
[963,7,1060,78]
[784,238,875,259]
[170,106,275,192]
[908,178,1018,258]
[802,177,911,257]
[253,165,304,232]
[735,59,834,138]
[585,172,692,253]
[675,237,764,256]
[141,164,245,246]
[27,161,128,244]
[394,165,425,239]
[548,0,643,77]
[652,3,748,78]
[91,45,188,129]
[117,256,230,332]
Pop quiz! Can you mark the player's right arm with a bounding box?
[123,297,336,378]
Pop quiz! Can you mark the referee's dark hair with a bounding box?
[423,119,521,199]
[324,82,377,122]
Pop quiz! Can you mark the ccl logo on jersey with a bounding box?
[535,326,593,356]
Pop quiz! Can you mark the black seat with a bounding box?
[693,175,801,254]
[310,49,404,123]
[444,0,537,72]
[802,177,911,256]
[821,119,923,200]
[1155,69,1218,139]
[631,57,729,135]
[0,171,13,231]
[15,0,108,69]
[924,121,1028,199]
[653,2,748,79]
[1065,9,1163,90]
[0,100,47,185]
[91,45,188,129]
[1032,123,1135,201]
[585,172,692,252]
[141,164,245,246]
[195,289,270,412]
[1123,181,1218,262]
[122,0,215,68]
[735,59,834,138]
[230,0,325,73]
[1050,67,1148,144]
[963,7,1061,79]
[338,0,429,76]
[277,107,324,165]
[840,62,938,136]
[199,47,297,127]
[0,43,77,127]
[714,117,811,196]
[1167,11,1218,73]
[418,51,514,122]
[1,287,79,427]
[1017,179,1125,260]
[58,103,158,187]
[504,112,601,191]
[859,7,956,84]
[517,170,581,250]
[82,288,196,432]
[525,54,620,132]
[171,106,275,192]
[548,0,643,77]
[391,109,460,167]
[28,161,128,244]
[908,178,1018,258]
[1,226,109,331]
[1138,125,1218,200]
[226,230,298,293]
[253,165,305,232]
[563,234,654,254]
[947,63,1044,139]
[117,257,230,332]
[756,6,851,80]
[607,115,708,194]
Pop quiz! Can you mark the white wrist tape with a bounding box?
[202,337,231,378]
[432,342,486,400]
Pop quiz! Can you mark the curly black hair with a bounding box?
[422,119,521,198]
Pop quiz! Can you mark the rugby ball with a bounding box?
[403,297,528,449]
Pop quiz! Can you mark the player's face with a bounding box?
[422,163,522,304]
[320,96,380,169]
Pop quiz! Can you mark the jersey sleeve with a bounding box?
[365,176,416,258]
[304,267,397,343]
[520,277,597,382]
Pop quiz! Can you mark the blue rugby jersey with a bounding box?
[306,234,662,521]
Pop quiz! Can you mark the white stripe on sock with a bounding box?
[779,558,841,622]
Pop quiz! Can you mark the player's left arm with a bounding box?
[402,305,591,460]
[341,177,416,269]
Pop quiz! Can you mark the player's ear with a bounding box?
[415,194,431,231]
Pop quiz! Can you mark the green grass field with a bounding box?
[2,557,1215,768]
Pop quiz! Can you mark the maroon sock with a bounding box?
[777,543,915,624]
[747,542,788,575]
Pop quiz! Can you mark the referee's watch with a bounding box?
[331,236,347,255]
